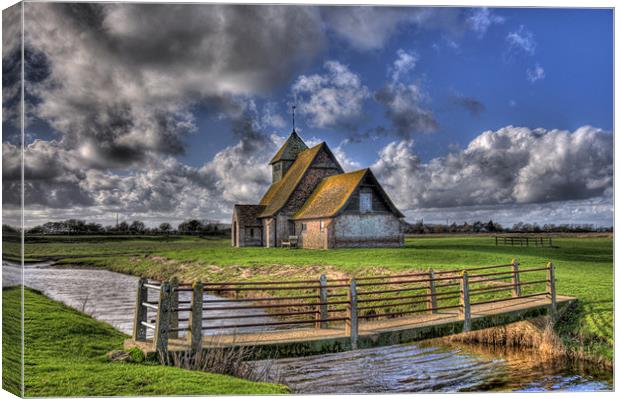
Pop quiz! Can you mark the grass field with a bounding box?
[1,287,288,396]
[9,234,614,363]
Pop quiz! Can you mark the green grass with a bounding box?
[2,287,288,396]
[17,234,614,363]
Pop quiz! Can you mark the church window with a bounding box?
[320,220,325,232]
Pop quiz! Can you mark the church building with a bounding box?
[231,130,405,249]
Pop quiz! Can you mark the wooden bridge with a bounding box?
[125,260,574,359]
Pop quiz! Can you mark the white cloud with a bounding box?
[372,126,613,212]
[8,133,283,226]
[321,7,447,51]
[261,101,287,130]
[390,49,418,82]
[332,141,362,172]
[405,196,613,227]
[467,8,504,37]
[506,25,537,55]
[526,64,546,83]
[292,61,370,128]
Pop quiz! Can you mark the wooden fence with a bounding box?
[495,236,553,247]
[132,260,557,352]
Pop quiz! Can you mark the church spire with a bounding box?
[269,126,308,183]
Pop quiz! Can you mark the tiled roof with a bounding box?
[292,169,368,220]
[292,168,405,220]
[269,130,308,164]
[259,143,324,217]
[233,205,265,227]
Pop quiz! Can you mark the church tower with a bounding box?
[269,130,308,183]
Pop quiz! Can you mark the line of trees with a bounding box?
[404,220,612,234]
[3,218,612,236]
[3,218,231,236]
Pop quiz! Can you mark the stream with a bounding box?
[3,261,613,393]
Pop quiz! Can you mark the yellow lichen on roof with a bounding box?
[259,144,324,217]
[292,169,368,220]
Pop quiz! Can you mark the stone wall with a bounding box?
[241,227,262,247]
[272,160,294,183]
[273,146,341,247]
[296,219,333,249]
[333,213,403,247]
[232,214,262,247]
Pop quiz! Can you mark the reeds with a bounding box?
[441,315,566,360]
[157,335,286,385]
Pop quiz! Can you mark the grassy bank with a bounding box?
[16,234,614,363]
[1,287,288,396]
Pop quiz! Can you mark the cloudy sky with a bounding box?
[2,3,613,227]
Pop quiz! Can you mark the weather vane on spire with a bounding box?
[292,104,296,132]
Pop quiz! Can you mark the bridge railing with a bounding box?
[133,260,557,352]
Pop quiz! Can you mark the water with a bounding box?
[3,261,612,393]
[2,261,273,336]
[259,342,612,393]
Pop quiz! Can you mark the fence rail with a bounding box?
[495,236,553,247]
[132,259,557,352]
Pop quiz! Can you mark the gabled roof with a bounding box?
[292,168,405,220]
[269,130,308,165]
[233,205,265,227]
[259,143,325,217]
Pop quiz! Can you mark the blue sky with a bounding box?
[180,7,612,167]
[2,4,613,227]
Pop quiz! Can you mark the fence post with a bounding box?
[460,272,471,332]
[511,259,521,297]
[154,281,172,356]
[317,274,328,329]
[188,282,203,353]
[346,279,358,350]
[132,277,148,341]
[546,262,557,315]
[169,278,179,339]
[427,268,437,314]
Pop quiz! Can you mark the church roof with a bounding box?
[259,143,326,217]
[233,204,265,227]
[292,168,405,220]
[269,130,308,165]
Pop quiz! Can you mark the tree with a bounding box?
[486,220,496,232]
[472,221,483,233]
[129,220,146,234]
[118,221,129,233]
[159,223,172,235]
[178,219,203,234]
